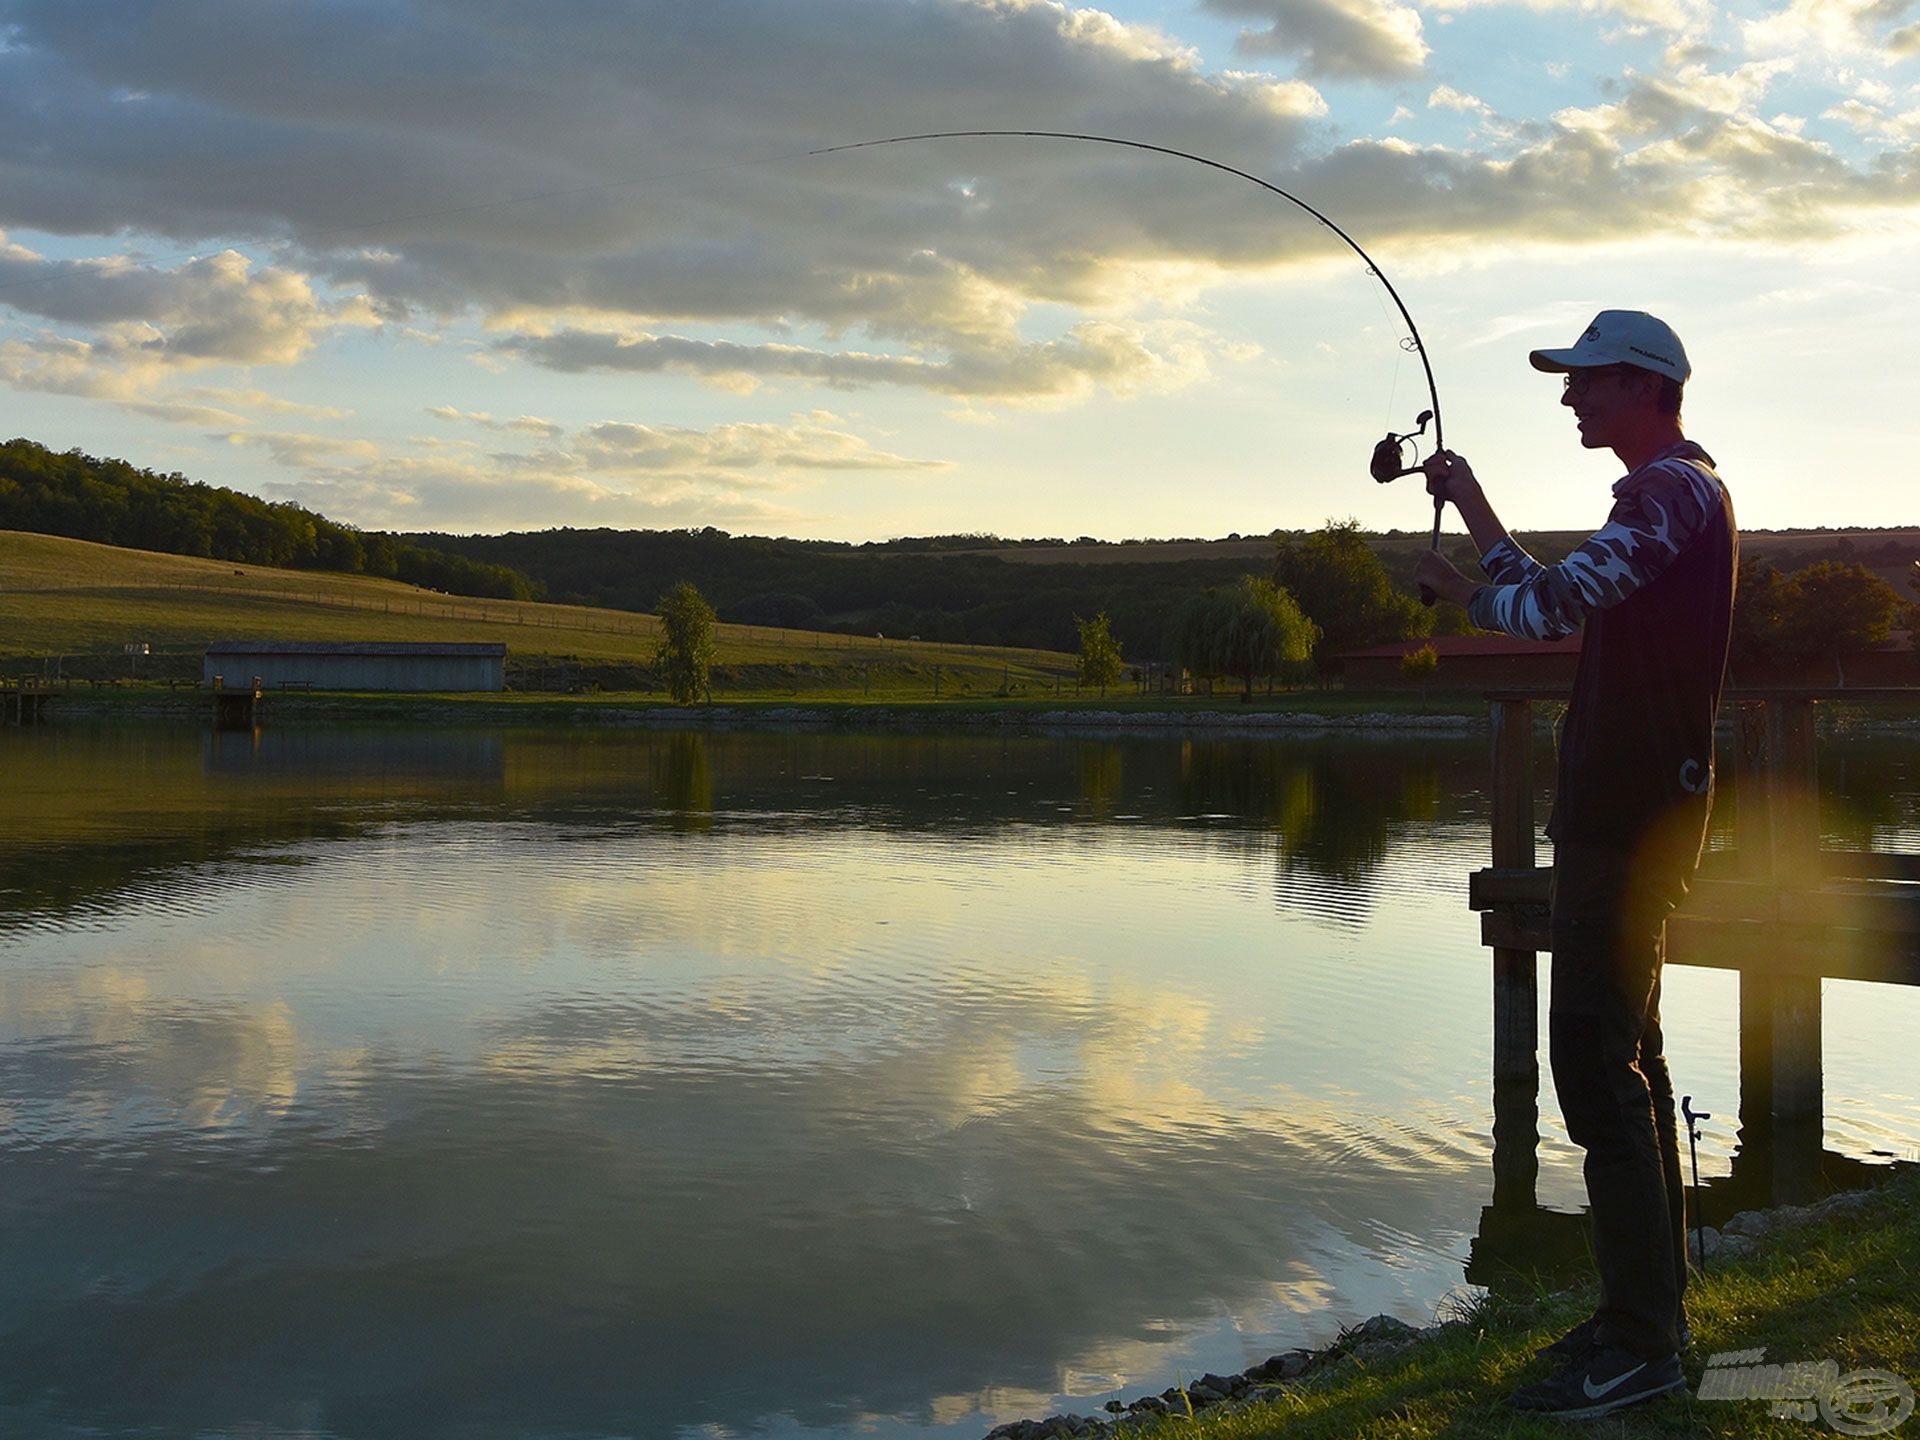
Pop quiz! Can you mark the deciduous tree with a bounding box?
[654,581,718,704]
[1732,557,1902,682]
[1075,611,1123,695]
[1274,519,1430,673]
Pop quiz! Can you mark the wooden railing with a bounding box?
[1472,688,1920,1207]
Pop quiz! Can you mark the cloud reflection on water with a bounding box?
[1,725,1915,1439]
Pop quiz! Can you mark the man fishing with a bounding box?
[1412,310,1738,1419]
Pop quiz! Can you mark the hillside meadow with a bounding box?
[0,530,1077,698]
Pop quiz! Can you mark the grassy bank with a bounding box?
[1113,1170,1918,1440]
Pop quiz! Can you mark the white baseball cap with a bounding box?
[1529,310,1690,384]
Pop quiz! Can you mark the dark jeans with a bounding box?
[1548,840,1691,1359]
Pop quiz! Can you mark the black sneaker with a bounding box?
[1538,1313,1692,1360]
[1539,1314,1600,1360]
[1513,1345,1686,1419]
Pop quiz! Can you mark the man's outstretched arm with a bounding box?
[1414,453,1724,641]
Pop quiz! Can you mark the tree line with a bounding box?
[6,436,1910,688]
[1076,524,1914,695]
[414,518,1480,660]
[0,438,540,601]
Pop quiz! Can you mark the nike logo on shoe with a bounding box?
[1583,1363,1647,1400]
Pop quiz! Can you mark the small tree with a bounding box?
[1075,611,1124,696]
[1399,642,1439,691]
[654,580,717,704]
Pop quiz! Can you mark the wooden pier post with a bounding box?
[1750,696,1824,1201]
[1474,686,1920,1217]
[211,674,265,731]
[1489,697,1540,1210]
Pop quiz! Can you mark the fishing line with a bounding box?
[809,130,1443,451]
[806,130,1449,577]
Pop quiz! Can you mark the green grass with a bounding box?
[0,529,1078,694]
[1115,1170,1918,1439]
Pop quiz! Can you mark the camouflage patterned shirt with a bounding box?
[1468,439,1738,855]
[1467,442,1727,641]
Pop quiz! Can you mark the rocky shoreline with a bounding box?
[40,688,1486,732]
[981,1184,1894,1440]
[42,689,1920,737]
[981,1314,1437,1440]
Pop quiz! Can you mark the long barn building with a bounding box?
[203,641,507,692]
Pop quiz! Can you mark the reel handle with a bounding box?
[1421,498,1442,607]
[1368,410,1441,606]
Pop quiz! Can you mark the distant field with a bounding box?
[0,531,1077,694]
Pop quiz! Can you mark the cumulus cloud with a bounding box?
[1429,85,1495,117]
[1201,0,1429,79]
[1552,59,1795,139]
[217,429,383,471]
[1744,0,1920,61]
[0,0,1916,448]
[0,0,1346,412]
[254,412,949,532]
[1823,98,1920,141]
[426,406,565,441]
[0,235,373,420]
[495,321,1218,405]
[563,416,951,474]
[189,386,352,421]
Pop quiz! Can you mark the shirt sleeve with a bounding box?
[1467,462,1724,641]
[1478,535,1543,586]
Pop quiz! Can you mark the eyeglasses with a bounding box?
[1561,366,1639,396]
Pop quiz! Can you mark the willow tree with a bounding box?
[1176,576,1319,700]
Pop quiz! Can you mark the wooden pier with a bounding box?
[1,678,56,724]
[210,674,265,730]
[1472,688,1920,1208]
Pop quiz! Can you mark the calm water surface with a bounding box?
[2,725,1915,1439]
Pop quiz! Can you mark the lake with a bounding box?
[2,724,1915,1439]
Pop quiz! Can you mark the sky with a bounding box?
[0,0,1916,543]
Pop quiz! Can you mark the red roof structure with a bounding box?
[1336,633,1582,688]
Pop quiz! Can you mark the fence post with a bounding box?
[1489,696,1539,1210]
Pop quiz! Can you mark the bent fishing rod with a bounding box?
[807,130,1448,596]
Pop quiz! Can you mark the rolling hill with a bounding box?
[0,530,1077,695]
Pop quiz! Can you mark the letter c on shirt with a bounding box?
[1678,758,1709,795]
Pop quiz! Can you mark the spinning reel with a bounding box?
[1368,407,1442,606]
[1369,409,1434,483]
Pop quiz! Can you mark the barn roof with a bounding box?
[204,641,508,657]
